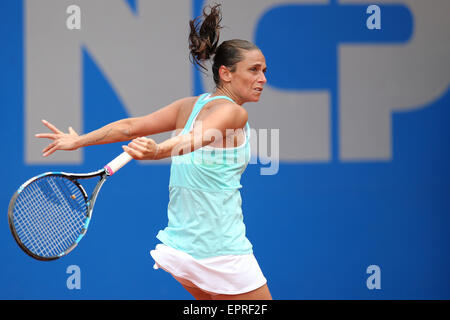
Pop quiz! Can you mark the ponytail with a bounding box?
[188,4,222,71]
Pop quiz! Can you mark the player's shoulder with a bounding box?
[208,99,248,128]
[223,102,247,122]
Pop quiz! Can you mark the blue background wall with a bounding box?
[0,0,449,299]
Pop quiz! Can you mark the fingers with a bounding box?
[42,140,56,154]
[35,120,70,140]
[68,126,78,135]
[124,140,146,159]
[130,137,156,150]
[122,137,157,160]
[122,145,143,160]
[136,137,157,147]
[43,145,59,157]
[42,119,63,134]
[129,138,147,149]
[35,133,57,140]
[35,121,78,157]
[42,141,58,157]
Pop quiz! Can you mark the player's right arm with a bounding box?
[35,96,195,157]
[123,101,248,161]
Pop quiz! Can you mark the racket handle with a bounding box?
[104,152,133,175]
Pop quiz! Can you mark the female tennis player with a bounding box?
[36,4,271,300]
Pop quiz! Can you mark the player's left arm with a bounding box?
[35,97,191,157]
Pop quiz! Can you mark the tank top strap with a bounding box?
[244,121,251,143]
[182,93,209,134]
[203,95,235,104]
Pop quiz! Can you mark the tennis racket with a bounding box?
[8,152,133,261]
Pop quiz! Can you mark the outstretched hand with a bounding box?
[123,137,159,160]
[35,120,80,157]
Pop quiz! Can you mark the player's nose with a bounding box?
[259,72,267,84]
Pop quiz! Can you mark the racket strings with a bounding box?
[36,177,86,254]
[16,180,68,254]
[15,178,85,256]
[42,178,83,249]
[14,181,73,256]
[26,179,77,255]
[12,176,88,258]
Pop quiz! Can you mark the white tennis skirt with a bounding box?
[150,243,267,295]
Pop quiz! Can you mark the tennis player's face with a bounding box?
[231,49,267,103]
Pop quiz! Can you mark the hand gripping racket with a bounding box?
[8,152,132,261]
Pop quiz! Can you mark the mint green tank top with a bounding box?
[156,93,253,259]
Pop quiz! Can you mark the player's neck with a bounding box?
[211,87,242,105]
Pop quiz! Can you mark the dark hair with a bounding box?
[189,4,259,87]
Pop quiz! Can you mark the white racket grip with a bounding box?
[104,152,133,175]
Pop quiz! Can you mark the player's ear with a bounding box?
[218,65,232,83]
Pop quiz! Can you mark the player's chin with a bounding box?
[249,90,263,102]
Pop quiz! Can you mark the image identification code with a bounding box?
[183,304,268,317]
